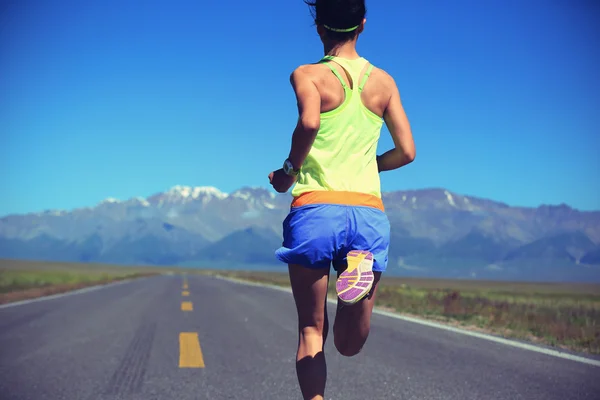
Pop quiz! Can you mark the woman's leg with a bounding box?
[332,206,389,357]
[288,263,331,400]
[333,268,381,357]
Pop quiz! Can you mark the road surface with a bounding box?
[0,274,598,400]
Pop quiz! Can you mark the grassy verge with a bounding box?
[0,259,164,305]
[196,269,600,355]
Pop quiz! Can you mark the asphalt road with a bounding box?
[0,274,598,400]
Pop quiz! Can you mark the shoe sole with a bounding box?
[335,250,374,305]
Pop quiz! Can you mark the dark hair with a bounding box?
[304,0,367,42]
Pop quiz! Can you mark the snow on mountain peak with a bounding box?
[130,197,150,207]
[444,190,456,208]
[167,185,228,200]
[101,197,120,204]
[230,187,279,206]
[232,187,274,198]
[232,191,251,200]
[35,209,66,216]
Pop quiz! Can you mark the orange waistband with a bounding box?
[291,191,385,211]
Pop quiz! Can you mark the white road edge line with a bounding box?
[214,275,600,368]
[0,275,156,310]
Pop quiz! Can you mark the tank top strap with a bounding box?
[318,56,348,90]
[358,64,374,92]
[319,56,371,92]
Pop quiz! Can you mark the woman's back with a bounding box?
[291,55,396,203]
[310,56,393,118]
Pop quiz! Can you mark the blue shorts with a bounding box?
[275,203,391,272]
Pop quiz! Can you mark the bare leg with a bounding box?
[333,265,382,357]
[288,264,330,400]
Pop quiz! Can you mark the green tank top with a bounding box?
[291,55,384,200]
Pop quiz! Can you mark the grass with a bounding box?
[195,269,600,355]
[3,258,598,355]
[0,269,133,293]
[0,258,167,305]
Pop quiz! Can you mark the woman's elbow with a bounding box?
[403,146,416,164]
[300,116,320,133]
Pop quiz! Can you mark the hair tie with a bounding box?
[323,24,359,33]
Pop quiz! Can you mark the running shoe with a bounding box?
[335,250,375,305]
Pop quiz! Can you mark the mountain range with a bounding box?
[1,185,599,282]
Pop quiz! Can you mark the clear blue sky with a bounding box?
[1,0,598,216]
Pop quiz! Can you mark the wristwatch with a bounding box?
[283,159,300,177]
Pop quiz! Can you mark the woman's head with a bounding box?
[304,0,367,43]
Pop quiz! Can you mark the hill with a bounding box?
[1,185,599,282]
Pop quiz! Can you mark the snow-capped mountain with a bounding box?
[148,185,228,206]
[1,185,599,282]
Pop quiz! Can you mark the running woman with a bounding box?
[268,1,415,399]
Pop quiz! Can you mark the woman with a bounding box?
[268,1,415,399]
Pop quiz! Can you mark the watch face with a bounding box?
[284,160,293,174]
[283,159,298,176]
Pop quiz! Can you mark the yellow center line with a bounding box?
[179,332,205,368]
[183,283,189,289]
[182,290,190,296]
[181,301,193,311]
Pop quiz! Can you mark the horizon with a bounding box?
[2,183,596,218]
[2,1,599,215]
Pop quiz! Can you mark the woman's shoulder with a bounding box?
[288,62,332,90]
[290,61,329,77]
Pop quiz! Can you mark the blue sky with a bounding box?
[1,0,598,216]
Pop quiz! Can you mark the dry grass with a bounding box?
[197,269,600,355]
[374,285,600,353]
[0,258,164,304]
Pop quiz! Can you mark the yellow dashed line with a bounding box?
[182,291,190,296]
[181,301,193,311]
[179,332,205,368]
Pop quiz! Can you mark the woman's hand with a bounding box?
[268,169,296,193]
